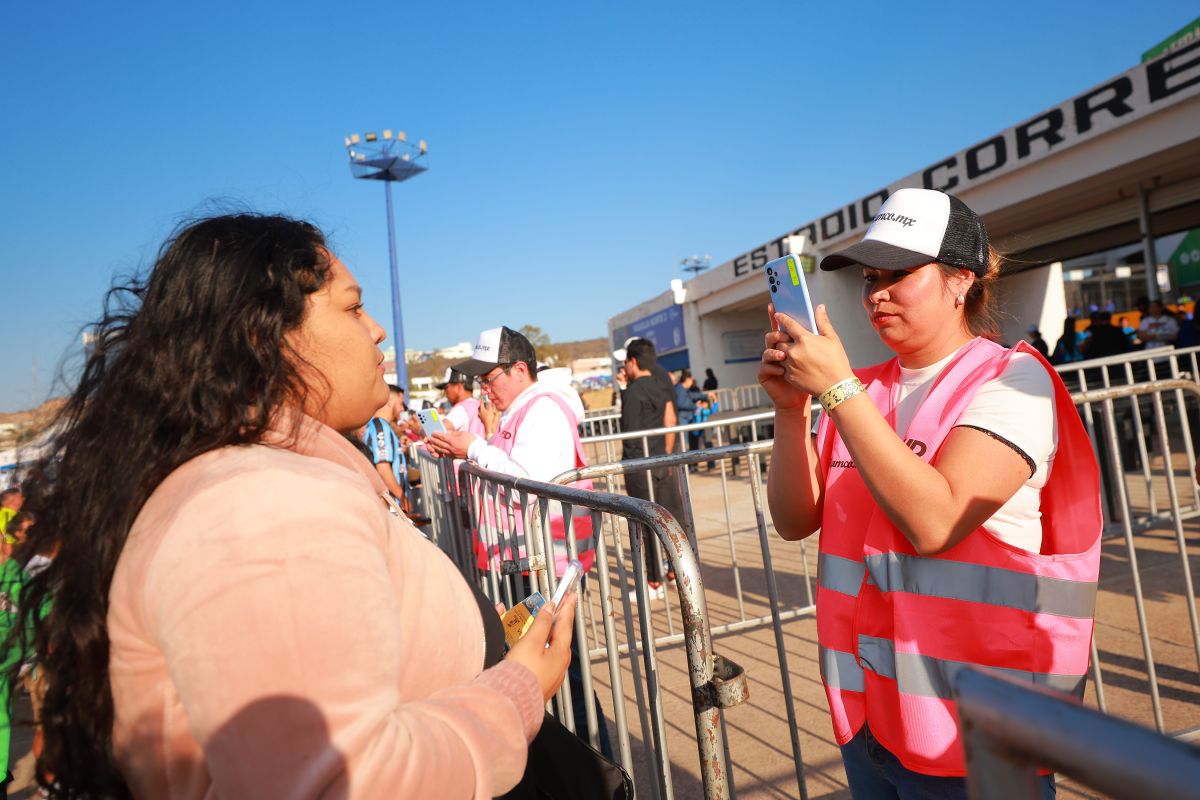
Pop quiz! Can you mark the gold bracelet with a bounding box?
[818,377,865,413]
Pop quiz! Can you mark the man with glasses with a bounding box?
[427,325,611,755]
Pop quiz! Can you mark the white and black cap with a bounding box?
[435,367,474,390]
[611,336,639,363]
[454,326,537,377]
[820,188,989,275]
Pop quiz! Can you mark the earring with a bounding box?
[955,294,965,308]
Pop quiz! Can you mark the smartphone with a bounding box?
[765,254,817,334]
[552,559,583,606]
[416,408,446,435]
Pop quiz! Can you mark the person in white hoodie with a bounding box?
[428,327,584,484]
[427,325,613,757]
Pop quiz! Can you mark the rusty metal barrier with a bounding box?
[552,440,814,800]
[414,363,1200,795]
[955,667,1200,799]
[455,459,748,800]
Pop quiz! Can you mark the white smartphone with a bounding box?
[765,254,817,334]
[416,408,446,435]
[552,559,583,606]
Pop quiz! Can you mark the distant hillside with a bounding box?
[0,397,66,448]
[407,336,609,382]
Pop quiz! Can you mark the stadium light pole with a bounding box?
[680,254,712,276]
[343,129,429,391]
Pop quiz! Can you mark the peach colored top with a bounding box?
[107,415,544,799]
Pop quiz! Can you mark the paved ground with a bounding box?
[568,450,1200,800]
[7,426,1198,798]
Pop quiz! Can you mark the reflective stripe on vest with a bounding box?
[819,645,865,692]
[819,552,867,597]
[857,634,1086,699]
[864,552,1097,619]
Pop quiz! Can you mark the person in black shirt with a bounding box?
[702,367,718,391]
[619,339,687,594]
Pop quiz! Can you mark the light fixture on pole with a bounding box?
[343,129,429,390]
[680,254,712,276]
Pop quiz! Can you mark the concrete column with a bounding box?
[1138,186,1160,301]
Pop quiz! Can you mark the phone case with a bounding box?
[417,408,446,435]
[765,254,817,334]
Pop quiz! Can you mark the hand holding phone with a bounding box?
[765,254,817,334]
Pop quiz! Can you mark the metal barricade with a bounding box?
[553,440,815,800]
[955,667,1200,800]
[415,366,1200,796]
[581,410,623,438]
[1072,380,1200,738]
[457,460,749,800]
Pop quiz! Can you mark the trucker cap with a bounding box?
[611,336,640,363]
[454,326,538,377]
[435,367,474,390]
[819,188,989,275]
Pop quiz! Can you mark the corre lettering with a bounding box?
[1147,37,1200,102]
[1015,109,1065,159]
[1073,77,1134,134]
[922,157,959,191]
[965,135,1007,180]
[733,254,750,277]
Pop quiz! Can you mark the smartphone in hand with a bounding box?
[416,408,446,436]
[765,254,817,334]
[551,559,583,607]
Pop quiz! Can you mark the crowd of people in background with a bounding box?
[1035,295,1199,366]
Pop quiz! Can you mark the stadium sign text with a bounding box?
[729,39,1200,278]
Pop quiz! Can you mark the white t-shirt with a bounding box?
[893,348,1058,553]
[1138,314,1179,350]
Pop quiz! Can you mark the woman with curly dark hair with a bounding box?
[15,213,576,798]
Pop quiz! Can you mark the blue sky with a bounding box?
[0,1,1190,411]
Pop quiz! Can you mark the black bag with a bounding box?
[496,713,633,800]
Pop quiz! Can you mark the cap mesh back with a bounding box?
[938,195,989,274]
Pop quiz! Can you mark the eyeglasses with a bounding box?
[479,363,514,387]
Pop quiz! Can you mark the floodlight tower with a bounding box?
[680,254,712,276]
[343,129,429,390]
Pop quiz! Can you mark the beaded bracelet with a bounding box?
[818,377,865,413]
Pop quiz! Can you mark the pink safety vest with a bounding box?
[454,397,487,439]
[814,338,1102,777]
[472,391,597,577]
[449,397,487,498]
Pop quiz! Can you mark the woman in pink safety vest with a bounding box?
[759,189,1101,799]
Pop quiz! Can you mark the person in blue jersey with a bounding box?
[361,385,426,523]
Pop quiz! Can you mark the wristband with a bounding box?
[818,377,865,413]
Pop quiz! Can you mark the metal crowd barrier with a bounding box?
[451,459,748,800]
[1072,380,1200,737]
[955,667,1200,800]
[552,439,814,800]
[410,354,1200,796]
[581,409,622,438]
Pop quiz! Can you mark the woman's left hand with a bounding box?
[770,305,855,397]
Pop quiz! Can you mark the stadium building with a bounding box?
[609,32,1200,388]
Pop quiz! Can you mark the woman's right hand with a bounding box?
[759,303,810,411]
[505,592,578,702]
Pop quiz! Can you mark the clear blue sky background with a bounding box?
[0,2,1190,411]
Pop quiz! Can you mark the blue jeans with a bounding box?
[841,724,1055,800]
